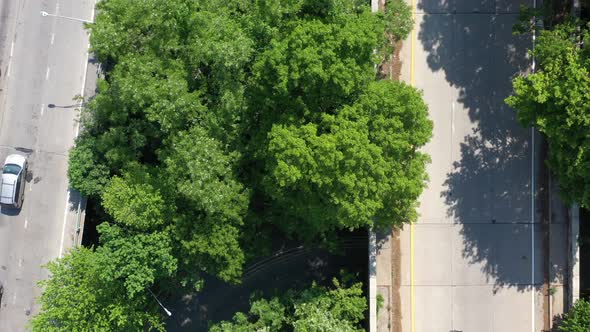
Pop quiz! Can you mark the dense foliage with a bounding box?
[34,0,431,330]
[261,80,431,239]
[30,247,166,332]
[210,278,367,332]
[506,22,590,208]
[559,299,590,332]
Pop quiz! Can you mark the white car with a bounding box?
[0,154,27,209]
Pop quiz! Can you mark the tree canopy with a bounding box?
[506,22,590,208]
[210,277,366,332]
[262,81,431,239]
[37,0,429,330]
[30,247,165,332]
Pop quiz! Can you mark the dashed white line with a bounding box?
[45,67,50,80]
[40,104,45,116]
[18,258,22,268]
[24,219,28,228]
[12,293,16,304]
[50,33,55,45]
[6,39,14,79]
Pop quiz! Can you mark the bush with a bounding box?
[560,299,590,332]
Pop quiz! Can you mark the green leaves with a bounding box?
[210,278,366,332]
[102,170,168,231]
[31,248,165,332]
[67,134,110,197]
[89,0,193,62]
[291,279,366,332]
[241,7,429,240]
[264,81,432,238]
[250,13,381,116]
[210,298,286,332]
[506,22,590,208]
[559,299,590,332]
[96,224,177,299]
[109,54,205,135]
[163,126,248,223]
[382,0,413,41]
[163,126,248,282]
[52,2,431,331]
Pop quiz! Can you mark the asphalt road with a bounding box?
[0,0,95,330]
[399,0,551,331]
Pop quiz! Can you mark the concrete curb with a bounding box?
[369,229,377,332]
[568,0,581,310]
[369,1,380,331]
[72,3,98,248]
[569,203,580,308]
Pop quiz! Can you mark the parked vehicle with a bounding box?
[0,154,27,209]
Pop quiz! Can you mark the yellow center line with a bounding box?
[410,0,416,331]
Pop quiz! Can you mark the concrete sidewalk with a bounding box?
[375,228,402,332]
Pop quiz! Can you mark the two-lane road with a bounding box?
[0,0,95,330]
[397,0,561,331]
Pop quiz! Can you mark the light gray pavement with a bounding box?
[393,0,569,331]
[0,0,95,330]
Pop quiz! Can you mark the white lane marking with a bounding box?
[40,104,45,116]
[45,67,50,80]
[6,42,14,78]
[18,258,22,267]
[76,49,90,137]
[90,1,96,24]
[50,33,55,45]
[24,219,28,229]
[58,189,70,258]
[12,293,16,304]
[80,50,90,100]
[78,0,96,106]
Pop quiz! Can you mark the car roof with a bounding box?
[0,174,17,204]
[4,154,26,167]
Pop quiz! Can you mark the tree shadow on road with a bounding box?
[417,0,560,291]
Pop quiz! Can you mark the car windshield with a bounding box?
[3,164,21,175]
